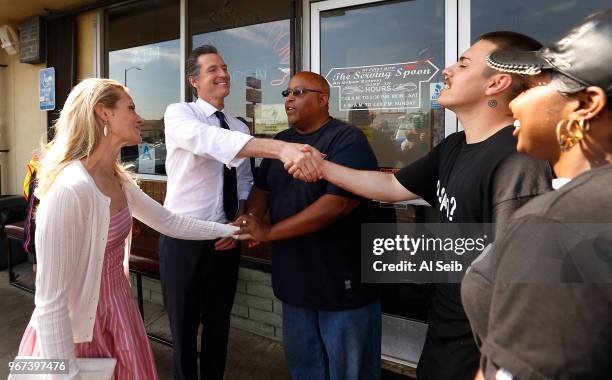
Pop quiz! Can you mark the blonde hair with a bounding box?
[36,78,131,197]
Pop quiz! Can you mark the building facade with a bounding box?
[0,0,608,372]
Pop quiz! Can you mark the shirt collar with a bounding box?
[552,178,571,190]
[195,97,224,118]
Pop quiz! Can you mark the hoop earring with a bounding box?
[556,119,586,151]
[578,117,591,133]
[103,123,108,137]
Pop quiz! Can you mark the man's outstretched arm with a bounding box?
[236,193,360,242]
[164,104,322,181]
[238,138,322,181]
[290,157,418,203]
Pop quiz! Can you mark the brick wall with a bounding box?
[131,267,283,342]
[231,268,283,341]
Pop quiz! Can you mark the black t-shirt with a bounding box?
[395,126,552,224]
[255,118,380,310]
[394,126,552,380]
[462,164,612,380]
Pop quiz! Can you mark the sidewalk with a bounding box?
[0,262,413,379]
[0,262,291,379]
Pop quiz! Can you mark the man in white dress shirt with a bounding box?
[161,45,317,380]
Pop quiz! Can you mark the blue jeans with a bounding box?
[282,300,381,380]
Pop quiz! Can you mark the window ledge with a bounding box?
[134,173,167,182]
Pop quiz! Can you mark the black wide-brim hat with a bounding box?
[486,9,612,96]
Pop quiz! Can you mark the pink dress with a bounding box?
[18,207,158,379]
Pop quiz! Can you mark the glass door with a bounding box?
[312,0,454,169]
[310,0,458,367]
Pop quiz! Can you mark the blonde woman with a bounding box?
[15,78,239,379]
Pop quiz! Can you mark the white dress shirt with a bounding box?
[164,98,254,222]
[31,161,239,379]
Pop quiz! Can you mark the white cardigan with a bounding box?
[31,161,237,378]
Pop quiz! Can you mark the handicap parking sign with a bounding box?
[39,67,55,111]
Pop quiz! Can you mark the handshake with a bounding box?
[229,143,326,247]
[278,143,326,183]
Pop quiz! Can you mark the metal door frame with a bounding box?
[304,0,474,366]
[305,0,472,136]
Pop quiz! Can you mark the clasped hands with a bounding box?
[230,144,325,246]
[279,143,326,183]
[232,213,268,248]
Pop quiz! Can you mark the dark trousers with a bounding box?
[159,235,240,380]
[416,284,479,380]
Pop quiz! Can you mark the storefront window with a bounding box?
[319,0,446,169]
[189,0,293,262]
[313,0,445,324]
[471,0,610,44]
[189,1,293,147]
[106,0,181,175]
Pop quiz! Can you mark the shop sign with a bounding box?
[39,67,55,111]
[430,82,443,109]
[325,59,439,111]
[246,88,262,103]
[138,143,155,174]
[246,76,262,89]
[246,103,255,118]
[130,46,160,65]
[254,104,288,135]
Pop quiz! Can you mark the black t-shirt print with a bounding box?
[255,118,380,310]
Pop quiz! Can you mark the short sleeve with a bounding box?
[491,154,552,224]
[254,158,272,192]
[394,146,440,205]
[325,127,378,198]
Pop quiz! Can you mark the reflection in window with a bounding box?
[189,0,292,263]
[189,0,292,149]
[471,0,611,44]
[319,0,445,323]
[106,0,180,175]
[320,0,446,168]
[192,19,291,139]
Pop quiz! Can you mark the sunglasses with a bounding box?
[281,87,324,97]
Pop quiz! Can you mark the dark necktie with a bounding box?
[214,111,238,220]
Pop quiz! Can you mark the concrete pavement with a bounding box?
[0,262,412,379]
[0,262,290,379]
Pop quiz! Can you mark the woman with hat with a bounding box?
[461,9,612,380]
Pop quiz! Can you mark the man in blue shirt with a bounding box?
[236,71,381,380]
